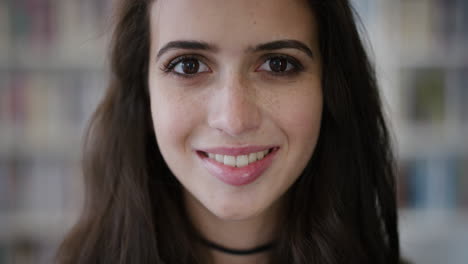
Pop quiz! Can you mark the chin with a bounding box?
[206,199,266,221]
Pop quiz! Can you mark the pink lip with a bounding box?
[196,146,279,186]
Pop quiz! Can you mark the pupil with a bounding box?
[182,59,199,74]
[270,58,287,72]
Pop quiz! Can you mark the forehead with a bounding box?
[150,0,317,52]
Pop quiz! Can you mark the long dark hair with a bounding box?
[56,0,401,263]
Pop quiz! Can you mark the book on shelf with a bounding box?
[0,158,22,212]
[3,72,105,134]
[399,0,435,59]
[0,1,10,63]
[461,0,468,42]
[3,0,111,67]
[459,157,468,209]
[0,244,10,264]
[404,67,445,123]
[0,76,11,124]
[7,0,110,47]
[401,156,460,209]
[18,157,66,213]
[0,160,11,211]
[9,0,52,53]
[457,68,468,122]
[435,0,459,51]
[7,238,41,264]
[10,74,28,124]
[0,0,110,263]
[396,162,409,208]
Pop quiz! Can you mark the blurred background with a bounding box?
[0,0,467,263]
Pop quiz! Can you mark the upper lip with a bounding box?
[196,145,278,156]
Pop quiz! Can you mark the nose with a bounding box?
[208,74,261,137]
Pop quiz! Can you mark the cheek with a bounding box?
[149,84,203,152]
[272,86,323,148]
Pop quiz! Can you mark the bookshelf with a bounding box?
[0,0,467,263]
[351,0,468,263]
[0,0,111,263]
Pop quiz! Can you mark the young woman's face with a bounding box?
[149,0,322,221]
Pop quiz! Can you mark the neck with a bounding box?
[184,191,285,264]
[210,250,271,264]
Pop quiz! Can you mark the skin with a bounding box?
[148,0,322,263]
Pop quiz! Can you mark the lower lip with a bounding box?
[197,148,279,186]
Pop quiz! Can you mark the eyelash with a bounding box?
[160,54,304,78]
[161,55,207,76]
[258,54,304,76]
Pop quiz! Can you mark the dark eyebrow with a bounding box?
[252,39,314,58]
[156,40,217,59]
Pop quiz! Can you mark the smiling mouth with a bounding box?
[196,146,280,186]
[197,147,278,168]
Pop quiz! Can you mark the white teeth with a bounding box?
[257,151,264,160]
[248,153,257,163]
[236,155,249,168]
[206,149,273,167]
[224,155,236,166]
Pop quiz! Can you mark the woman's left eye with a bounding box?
[256,56,301,74]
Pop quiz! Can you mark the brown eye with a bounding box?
[269,57,288,72]
[171,57,210,76]
[256,55,300,74]
[181,59,199,74]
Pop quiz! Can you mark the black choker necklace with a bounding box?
[197,236,275,255]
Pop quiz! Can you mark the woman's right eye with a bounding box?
[165,57,211,76]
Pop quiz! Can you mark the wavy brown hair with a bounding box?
[56,0,401,263]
